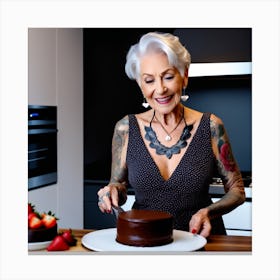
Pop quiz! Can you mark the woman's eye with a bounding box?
[145,79,154,84]
[165,75,174,80]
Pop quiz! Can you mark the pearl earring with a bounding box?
[142,98,149,108]
[181,88,189,102]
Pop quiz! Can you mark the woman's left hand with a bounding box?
[189,208,211,238]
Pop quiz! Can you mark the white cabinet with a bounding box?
[122,195,135,211]
[210,185,252,236]
[212,198,252,236]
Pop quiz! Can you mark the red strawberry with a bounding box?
[41,212,57,229]
[47,235,69,251]
[29,215,43,229]
[61,229,77,246]
[28,212,37,222]
[28,203,34,214]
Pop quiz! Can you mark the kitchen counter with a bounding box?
[210,184,252,199]
[29,229,252,253]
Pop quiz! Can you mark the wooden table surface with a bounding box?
[29,228,252,253]
[58,229,251,252]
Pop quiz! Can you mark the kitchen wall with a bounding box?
[84,28,252,180]
[83,28,252,235]
[28,28,83,228]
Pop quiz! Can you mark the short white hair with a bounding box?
[125,32,191,81]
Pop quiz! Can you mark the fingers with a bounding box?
[199,222,211,238]
[189,209,212,238]
[97,186,119,213]
[192,219,211,238]
[98,192,111,213]
[189,218,199,235]
[110,187,119,207]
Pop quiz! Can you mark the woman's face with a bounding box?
[138,52,187,114]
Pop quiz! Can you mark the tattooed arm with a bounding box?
[189,114,245,237]
[97,116,129,212]
[208,114,245,217]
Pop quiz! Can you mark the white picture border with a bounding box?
[1,1,279,279]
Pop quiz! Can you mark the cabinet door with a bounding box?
[212,198,252,236]
[84,182,116,229]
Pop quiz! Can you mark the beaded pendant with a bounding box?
[144,124,193,159]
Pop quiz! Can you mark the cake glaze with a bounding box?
[28,224,58,243]
[116,209,173,247]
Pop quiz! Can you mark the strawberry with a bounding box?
[61,229,77,246]
[28,203,34,214]
[47,235,69,251]
[29,215,43,229]
[41,211,57,228]
[28,212,37,222]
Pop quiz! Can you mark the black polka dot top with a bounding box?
[126,112,226,234]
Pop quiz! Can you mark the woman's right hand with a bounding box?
[97,183,127,213]
[97,185,118,213]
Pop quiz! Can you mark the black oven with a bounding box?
[28,105,58,190]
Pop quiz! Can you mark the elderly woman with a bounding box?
[97,32,245,237]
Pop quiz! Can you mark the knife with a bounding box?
[111,205,125,219]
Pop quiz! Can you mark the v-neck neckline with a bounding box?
[133,113,205,183]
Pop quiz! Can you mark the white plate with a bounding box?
[28,240,52,251]
[81,228,206,252]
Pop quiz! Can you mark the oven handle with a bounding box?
[28,128,58,135]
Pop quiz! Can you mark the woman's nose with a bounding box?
[155,81,167,95]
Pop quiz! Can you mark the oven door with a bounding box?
[28,128,57,190]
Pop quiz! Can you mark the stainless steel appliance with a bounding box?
[28,105,57,190]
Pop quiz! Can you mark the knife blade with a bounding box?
[111,205,125,219]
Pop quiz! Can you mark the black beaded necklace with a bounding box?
[144,109,193,159]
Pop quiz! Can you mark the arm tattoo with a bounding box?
[210,120,237,174]
[208,118,245,218]
[110,116,129,188]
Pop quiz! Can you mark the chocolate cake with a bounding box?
[116,209,173,247]
[28,224,58,243]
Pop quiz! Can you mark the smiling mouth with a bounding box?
[155,95,173,104]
